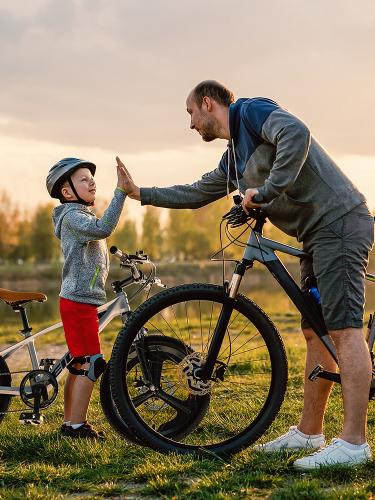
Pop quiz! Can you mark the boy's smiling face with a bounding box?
[61,167,96,203]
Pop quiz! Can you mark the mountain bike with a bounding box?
[109,196,375,456]
[0,247,172,443]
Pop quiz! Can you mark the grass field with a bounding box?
[1,310,375,500]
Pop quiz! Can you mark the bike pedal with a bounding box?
[19,412,45,425]
[308,364,323,381]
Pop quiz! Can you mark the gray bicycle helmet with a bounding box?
[46,157,96,203]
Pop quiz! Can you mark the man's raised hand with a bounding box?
[116,156,141,200]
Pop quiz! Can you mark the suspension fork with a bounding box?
[197,262,246,380]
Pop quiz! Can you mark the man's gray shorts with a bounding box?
[300,203,374,331]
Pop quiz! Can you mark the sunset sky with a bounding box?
[1,0,375,221]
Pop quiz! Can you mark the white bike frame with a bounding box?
[0,290,131,397]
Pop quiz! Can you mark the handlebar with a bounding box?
[222,194,266,229]
[233,193,263,205]
[110,246,167,295]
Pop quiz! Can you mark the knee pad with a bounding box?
[67,354,106,382]
[87,353,107,382]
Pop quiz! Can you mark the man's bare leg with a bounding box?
[297,327,336,435]
[330,327,371,444]
[298,327,371,444]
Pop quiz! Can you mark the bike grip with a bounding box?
[110,246,129,261]
[252,193,263,203]
[233,193,263,205]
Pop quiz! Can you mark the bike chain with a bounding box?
[0,370,29,376]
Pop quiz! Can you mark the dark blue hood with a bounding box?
[219,97,279,181]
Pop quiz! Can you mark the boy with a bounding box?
[46,157,128,438]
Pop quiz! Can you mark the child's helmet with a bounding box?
[46,158,96,199]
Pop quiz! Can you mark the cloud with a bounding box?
[0,0,374,156]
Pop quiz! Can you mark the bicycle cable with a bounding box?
[127,260,156,302]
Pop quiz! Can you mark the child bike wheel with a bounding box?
[0,356,12,423]
[102,337,209,444]
[100,361,142,445]
[110,283,288,456]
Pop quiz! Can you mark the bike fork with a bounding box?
[198,263,245,381]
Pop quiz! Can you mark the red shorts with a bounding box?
[59,297,101,357]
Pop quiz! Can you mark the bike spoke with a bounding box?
[131,391,156,408]
[155,392,191,414]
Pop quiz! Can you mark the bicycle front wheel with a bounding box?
[110,283,288,456]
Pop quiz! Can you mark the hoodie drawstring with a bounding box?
[226,140,242,200]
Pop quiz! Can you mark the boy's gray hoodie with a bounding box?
[52,188,126,305]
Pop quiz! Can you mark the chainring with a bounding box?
[20,370,59,409]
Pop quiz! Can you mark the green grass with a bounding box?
[1,315,375,499]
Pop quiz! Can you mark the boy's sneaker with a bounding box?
[294,439,371,469]
[253,426,326,452]
[62,421,105,440]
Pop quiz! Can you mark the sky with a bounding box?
[1,0,375,220]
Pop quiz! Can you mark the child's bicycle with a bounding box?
[108,196,375,456]
[0,247,177,442]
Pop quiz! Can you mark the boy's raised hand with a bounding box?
[116,156,141,200]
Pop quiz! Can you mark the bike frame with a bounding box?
[200,213,375,380]
[0,289,131,397]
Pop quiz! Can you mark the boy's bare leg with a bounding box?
[70,362,94,425]
[297,327,336,435]
[63,371,78,422]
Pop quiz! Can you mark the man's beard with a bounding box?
[200,114,221,142]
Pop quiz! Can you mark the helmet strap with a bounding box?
[66,178,94,207]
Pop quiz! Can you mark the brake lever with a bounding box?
[222,204,252,227]
[222,194,264,227]
[142,277,167,293]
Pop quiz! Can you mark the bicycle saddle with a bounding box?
[0,288,47,308]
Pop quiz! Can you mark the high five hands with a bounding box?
[116,156,141,200]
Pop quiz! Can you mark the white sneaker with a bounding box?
[253,426,326,452]
[294,438,371,469]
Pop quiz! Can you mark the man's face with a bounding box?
[186,94,220,142]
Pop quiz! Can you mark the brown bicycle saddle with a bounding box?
[0,288,47,308]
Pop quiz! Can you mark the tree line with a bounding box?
[0,190,299,264]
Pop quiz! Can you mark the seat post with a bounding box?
[16,307,33,336]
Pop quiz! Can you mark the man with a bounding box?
[117,80,374,468]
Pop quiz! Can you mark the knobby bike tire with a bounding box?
[110,283,288,456]
[0,356,12,422]
[100,361,142,445]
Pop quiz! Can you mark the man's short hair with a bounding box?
[192,80,235,108]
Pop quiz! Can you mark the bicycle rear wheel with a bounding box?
[110,283,288,456]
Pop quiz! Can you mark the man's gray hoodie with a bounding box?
[52,188,126,305]
[140,98,366,242]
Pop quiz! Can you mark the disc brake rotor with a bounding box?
[178,352,217,395]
